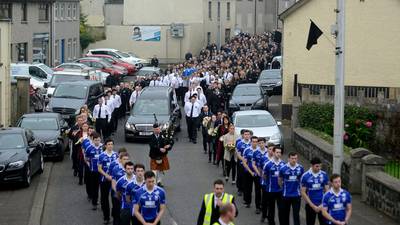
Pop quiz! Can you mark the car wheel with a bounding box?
[22,163,31,187]
[38,153,44,174]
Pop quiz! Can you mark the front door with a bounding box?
[61,39,65,63]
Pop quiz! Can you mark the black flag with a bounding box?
[306,20,323,50]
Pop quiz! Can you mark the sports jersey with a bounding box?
[133,185,166,222]
[300,169,329,205]
[322,188,352,224]
[111,163,126,181]
[116,175,136,210]
[242,146,259,173]
[82,138,103,172]
[236,139,250,165]
[126,179,145,209]
[98,151,118,182]
[279,163,304,197]
[263,159,285,193]
[252,148,268,169]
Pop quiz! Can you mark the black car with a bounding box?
[0,127,44,187]
[17,113,69,161]
[228,83,268,115]
[46,81,103,124]
[256,69,282,95]
[125,86,181,142]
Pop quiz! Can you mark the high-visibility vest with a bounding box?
[203,193,234,225]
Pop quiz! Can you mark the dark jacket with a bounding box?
[149,134,171,159]
[197,193,238,225]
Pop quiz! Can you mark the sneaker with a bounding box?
[225,176,229,181]
[255,208,261,214]
[232,180,236,185]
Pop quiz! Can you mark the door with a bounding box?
[61,39,65,63]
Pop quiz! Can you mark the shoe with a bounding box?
[79,180,83,185]
[225,176,229,181]
[245,204,251,208]
[232,180,236,185]
[73,170,77,177]
[103,219,110,224]
[92,205,97,210]
[255,208,261,214]
[237,191,243,196]
[204,150,207,154]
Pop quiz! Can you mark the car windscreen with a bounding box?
[233,86,261,96]
[11,65,29,76]
[236,114,276,127]
[0,134,25,149]
[259,70,281,80]
[53,84,88,99]
[20,118,59,130]
[50,75,89,86]
[133,99,169,115]
[116,51,130,58]
[38,64,54,75]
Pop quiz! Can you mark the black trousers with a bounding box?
[111,110,118,132]
[112,196,121,225]
[253,176,262,209]
[266,191,284,225]
[281,196,301,225]
[84,164,91,196]
[100,181,111,220]
[261,189,269,218]
[305,204,327,225]
[243,171,253,205]
[225,158,236,181]
[95,118,109,139]
[208,139,216,163]
[202,129,208,152]
[120,208,132,225]
[89,171,100,206]
[186,116,198,140]
[236,163,244,192]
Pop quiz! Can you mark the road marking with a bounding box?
[170,218,178,225]
[28,162,53,225]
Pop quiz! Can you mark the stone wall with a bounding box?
[364,171,400,222]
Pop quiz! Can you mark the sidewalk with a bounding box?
[281,125,398,225]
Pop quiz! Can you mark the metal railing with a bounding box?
[296,83,390,98]
[385,160,400,179]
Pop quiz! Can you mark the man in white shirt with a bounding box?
[184,94,201,143]
[223,70,233,84]
[149,75,159,87]
[110,89,122,131]
[93,98,112,139]
[129,85,142,107]
[184,85,197,103]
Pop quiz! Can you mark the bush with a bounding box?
[298,103,376,149]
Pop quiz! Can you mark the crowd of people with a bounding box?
[60,31,352,225]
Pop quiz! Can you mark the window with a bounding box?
[55,3,59,20]
[55,40,59,62]
[60,3,64,20]
[225,28,231,43]
[72,3,77,20]
[217,2,220,21]
[227,2,230,20]
[72,38,77,59]
[39,3,49,22]
[208,1,212,20]
[16,43,28,62]
[21,3,27,22]
[67,39,71,60]
[207,32,211,45]
[0,3,12,20]
[67,3,71,19]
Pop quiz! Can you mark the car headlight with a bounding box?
[125,122,136,130]
[270,133,281,141]
[45,140,58,145]
[8,160,25,169]
[276,81,282,86]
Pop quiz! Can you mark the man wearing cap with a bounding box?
[184,94,202,144]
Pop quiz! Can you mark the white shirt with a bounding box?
[223,72,233,83]
[93,104,112,122]
[214,193,223,208]
[196,91,207,107]
[103,97,115,113]
[170,75,179,89]
[149,80,159,87]
[129,90,142,105]
[184,101,201,117]
[110,94,121,108]
[184,89,196,103]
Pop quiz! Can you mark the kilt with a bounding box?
[150,155,170,171]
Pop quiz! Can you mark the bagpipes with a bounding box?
[153,113,175,147]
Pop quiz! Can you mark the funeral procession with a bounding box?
[0,1,400,225]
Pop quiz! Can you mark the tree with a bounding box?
[80,13,94,51]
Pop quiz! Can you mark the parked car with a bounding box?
[125,86,180,141]
[232,110,283,148]
[127,52,149,66]
[228,83,268,115]
[87,48,144,69]
[46,81,104,124]
[268,56,282,69]
[17,113,69,161]
[53,63,109,84]
[136,66,161,78]
[257,69,282,95]
[86,54,136,75]
[75,57,127,79]
[0,127,44,187]
[11,63,53,91]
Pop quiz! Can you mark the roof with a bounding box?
[22,113,60,118]
[279,0,311,20]
[140,87,172,98]
[58,80,101,86]
[235,83,259,88]
[88,48,118,52]
[0,127,25,134]
[234,110,272,116]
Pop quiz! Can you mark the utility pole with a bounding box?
[254,0,257,34]
[333,0,345,174]
[217,0,221,49]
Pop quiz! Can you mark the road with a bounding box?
[0,94,398,225]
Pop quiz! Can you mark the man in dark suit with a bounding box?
[197,180,238,225]
[149,123,172,187]
[199,105,213,154]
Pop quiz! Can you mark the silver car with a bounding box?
[232,110,283,147]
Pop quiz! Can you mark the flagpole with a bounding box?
[333,0,345,174]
